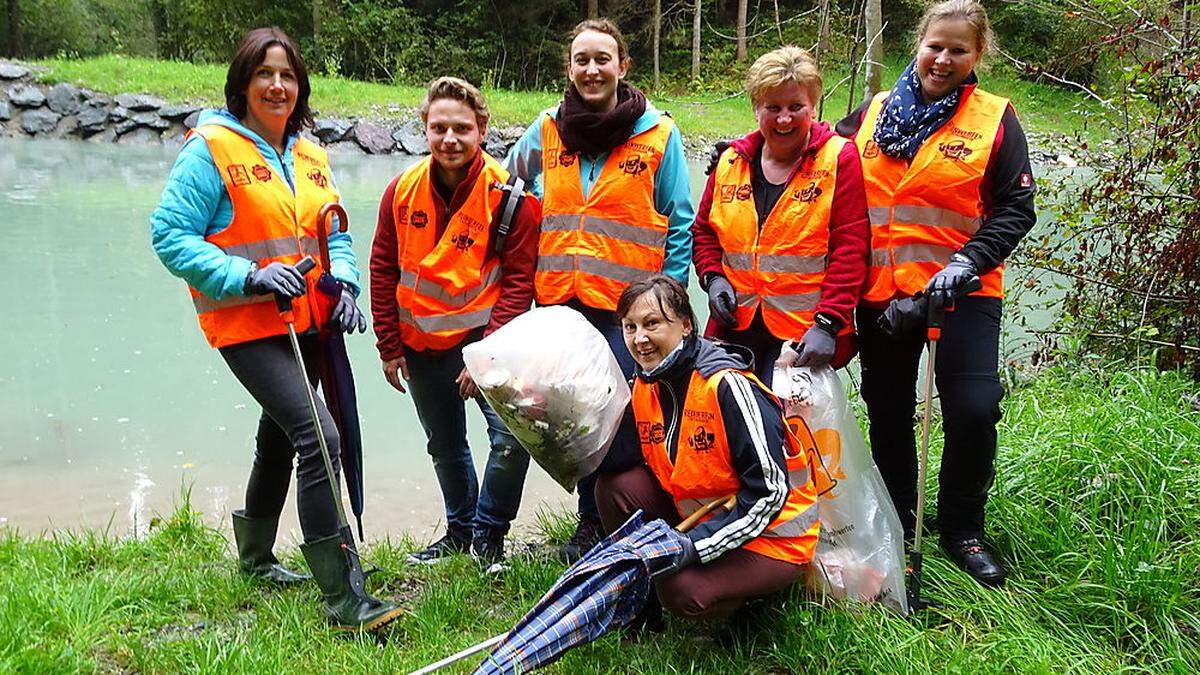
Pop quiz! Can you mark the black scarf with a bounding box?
[557,80,647,157]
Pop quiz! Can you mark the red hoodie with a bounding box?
[692,121,870,362]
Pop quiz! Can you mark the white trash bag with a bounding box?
[463,306,630,492]
[773,347,909,614]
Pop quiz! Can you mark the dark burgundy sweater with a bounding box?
[369,151,541,361]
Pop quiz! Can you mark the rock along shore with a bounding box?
[0,61,520,158]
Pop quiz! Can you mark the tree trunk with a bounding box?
[735,0,748,61]
[692,0,702,79]
[864,0,884,95]
[816,0,831,65]
[587,0,598,19]
[653,0,662,89]
[5,0,21,58]
[311,0,322,70]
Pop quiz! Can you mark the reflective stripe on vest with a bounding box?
[632,367,820,566]
[186,125,339,349]
[535,116,673,311]
[390,153,510,351]
[857,87,1009,301]
[707,139,853,340]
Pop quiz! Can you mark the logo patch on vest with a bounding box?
[450,231,475,251]
[687,426,716,453]
[307,169,329,189]
[938,140,973,161]
[252,164,272,183]
[720,185,737,203]
[638,421,666,445]
[227,164,251,187]
[862,140,880,159]
[736,184,753,201]
[947,124,983,141]
[558,150,576,168]
[411,210,429,229]
[792,182,823,202]
[451,214,485,251]
[619,155,648,176]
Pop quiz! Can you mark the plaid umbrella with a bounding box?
[471,511,683,674]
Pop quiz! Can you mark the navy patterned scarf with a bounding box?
[873,59,977,160]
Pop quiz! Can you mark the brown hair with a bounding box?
[565,18,631,67]
[915,0,995,54]
[418,76,490,129]
[224,27,313,138]
[615,275,697,333]
[745,46,823,106]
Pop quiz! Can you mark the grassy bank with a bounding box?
[31,55,1100,144]
[1,364,1196,673]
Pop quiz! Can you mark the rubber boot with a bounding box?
[300,533,404,632]
[231,510,311,585]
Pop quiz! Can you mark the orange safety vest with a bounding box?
[856,87,1009,302]
[631,368,821,565]
[535,115,674,311]
[188,125,337,348]
[708,137,855,340]
[390,153,510,351]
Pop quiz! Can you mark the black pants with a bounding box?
[220,333,341,541]
[856,297,1004,542]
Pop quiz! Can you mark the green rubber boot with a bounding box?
[300,533,404,632]
[231,510,312,586]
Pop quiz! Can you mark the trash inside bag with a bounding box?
[463,306,630,492]
[773,346,909,614]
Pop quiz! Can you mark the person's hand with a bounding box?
[706,275,737,327]
[650,529,699,580]
[705,140,731,176]
[925,253,978,306]
[456,366,479,400]
[245,261,305,297]
[331,288,367,333]
[794,325,836,368]
[382,356,409,394]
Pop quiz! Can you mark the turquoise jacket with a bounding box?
[503,103,694,285]
[149,109,360,302]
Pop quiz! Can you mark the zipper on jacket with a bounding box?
[664,382,681,464]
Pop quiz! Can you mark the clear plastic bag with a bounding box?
[463,306,630,492]
[773,347,909,614]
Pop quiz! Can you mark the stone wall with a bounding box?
[0,61,518,157]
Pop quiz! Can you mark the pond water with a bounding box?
[0,137,1053,543]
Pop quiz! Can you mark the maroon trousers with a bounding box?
[594,466,805,619]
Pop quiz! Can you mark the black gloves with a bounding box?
[331,287,367,333]
[794,324,836,367]
[706,275,737,327]
[651,529,699,580]
[926,253,978,307]
[245,261,305,297]
[705,140,731,175]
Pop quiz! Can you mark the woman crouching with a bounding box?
[595,275,821,623]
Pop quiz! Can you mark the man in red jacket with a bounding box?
[370,77,541,567]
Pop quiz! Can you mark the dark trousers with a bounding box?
[220,333,342,541]
[856,296,1004,542]
[404,341,530,538]
[570,302,640,522]
[595,466,805,619]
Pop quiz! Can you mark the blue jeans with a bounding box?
[405,340,530,537]
[567,301,640,522]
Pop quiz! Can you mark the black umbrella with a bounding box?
[315,203,366,539]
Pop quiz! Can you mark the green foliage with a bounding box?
[1,0,157,58]
[147,0,311,62]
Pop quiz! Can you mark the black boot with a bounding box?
[472,528,508,573]
[941,537,1007,587]
[557,515,604,564]
[300,533,404,631]
[231,510,311,585]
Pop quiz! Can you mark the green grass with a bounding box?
[30,54,1101,145]
[1,364,1195,672]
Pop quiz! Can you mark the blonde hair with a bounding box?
[745,46,823,106]
[419,76,490,128]
[915,0,995,54]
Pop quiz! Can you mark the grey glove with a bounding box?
[926,253,978,306]
[331,288,367,333]
[794,323,836,367]
[706,275,737,327]
[650,529,699,580]
[705,140,731,176]
[245,261,305,297]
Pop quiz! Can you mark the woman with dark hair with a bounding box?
[504,18,695,561]
[150,27,400,631]
[594,274,822,625]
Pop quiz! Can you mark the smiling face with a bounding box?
[621,291,692,372]
[754,79,815,158]
[243,45,297,136]
[568,29,629,112]
[915,18,983,101]
[425,97,484,176]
